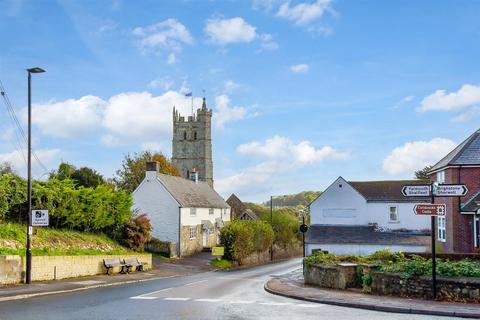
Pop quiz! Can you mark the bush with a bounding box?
[121,214,152,252]
[220,220,274,264]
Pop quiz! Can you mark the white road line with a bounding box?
[129,287,172,299]
[130,296,158,300]
[194,299,222,303]
[227,300,256,304]
[164,297,191,301]
[183,280,208,286]
[259,302,292,306]
[295,304,322,308]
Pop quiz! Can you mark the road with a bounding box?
[0,259,454,320]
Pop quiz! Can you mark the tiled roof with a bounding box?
[461,192,480,213]
[348,180,430,202]
[156,173,229,209]
[430,128,480,172]
[306,225,430,246]
[227,194,258,219]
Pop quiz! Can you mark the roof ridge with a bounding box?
[450,129,480,164]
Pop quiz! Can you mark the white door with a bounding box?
[202,229,207,247]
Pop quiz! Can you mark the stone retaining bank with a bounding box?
[371,271,480,302]
[239,245,302,267]
[0,254,152,285]
[304,263,358,289]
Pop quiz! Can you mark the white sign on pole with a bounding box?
[434,184,468,197]
[32,210,49,226]
[402,185,431,197]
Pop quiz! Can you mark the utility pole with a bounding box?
[25,67,45,285]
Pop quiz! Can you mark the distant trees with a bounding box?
[263,191,321,207]
[50,162,105,188]
[415,165,432,180]
[0,162,15,176]
[114,151,179,193]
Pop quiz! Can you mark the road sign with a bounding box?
[402,185,431,197]
[299,224,309,233]
[212,246,224,256]
[434,184,468,197]
[414,204,446,216]
[32,210,49,226]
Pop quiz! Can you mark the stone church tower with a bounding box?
[172,97,214,187]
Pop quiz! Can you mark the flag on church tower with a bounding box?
[185,92,192,97]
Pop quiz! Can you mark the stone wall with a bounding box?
[239,244,302,266]
[0,254,152,286]
[145,238,178,258]
[304,263,358,289]
[180,225,203,256]
[371,271,480,302]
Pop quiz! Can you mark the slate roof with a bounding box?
[461,192,480,213]
[227,193,258,219]
[306,225,430,246]
[430,128,480,172]
[156,173,229,209]
[348,180,430,202]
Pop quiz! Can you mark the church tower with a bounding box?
[172,97,214,187]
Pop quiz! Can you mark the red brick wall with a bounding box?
[432,167,480,253]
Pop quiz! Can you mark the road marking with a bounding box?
[295,304,322,308]
[129,287,171,299]
[194,299,222,303]
[183,280,208,286]
[259,302,292,306]
[164,297,191,301]
[228,300,255,304]
[130,296,157,300]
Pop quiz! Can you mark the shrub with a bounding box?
[120,213,153,251]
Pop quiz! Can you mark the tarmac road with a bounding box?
[0,259,455,320]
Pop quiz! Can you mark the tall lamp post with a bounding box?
[25,67,45,285]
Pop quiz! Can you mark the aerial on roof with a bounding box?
[348,179,430,202]
[156,173,229,209]
[430,128,480,173]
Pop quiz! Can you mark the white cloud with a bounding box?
[0,148,61,178]
[148,77,174,91]
[259,33,279,51]
[277,0,332,25]
[418,84,480,112]
[382,138,456,176]
[252,0,280,11]
[213,94,248,128]
[290,63,309,73]
[451,106,480,123]
[205,17,257,44]
[223,80,240,93]
[30,95,104,138]
[167,52,176,64]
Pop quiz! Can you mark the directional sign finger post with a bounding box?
[414,204,446,216]
[434,184,468,197]
[402,185,431,197]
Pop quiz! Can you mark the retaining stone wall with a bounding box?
[304,263,358,289]
[240,244,302,266]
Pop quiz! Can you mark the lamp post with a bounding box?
[25,67,45,285]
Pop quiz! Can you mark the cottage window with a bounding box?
[190,208,196,216]
[438,216,446,242]
[194,132,197,140]
[183,131,187,140]
[189,226,197,239]
[389,206,398,222]
[209,208,214,215]
[437,170,445,184]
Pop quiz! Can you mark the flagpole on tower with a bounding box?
[191,94,193,116]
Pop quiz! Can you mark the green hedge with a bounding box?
[220,220,274,264]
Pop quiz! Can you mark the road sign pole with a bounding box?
[431,182,437,299]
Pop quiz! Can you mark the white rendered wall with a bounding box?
[181,207,231,226]
[132,177,180,244]
[306,243,428,256]
[367,202,430,230]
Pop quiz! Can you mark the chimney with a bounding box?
[188,168,198,183]
[146,161,159,180]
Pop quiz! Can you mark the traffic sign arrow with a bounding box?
[434,184,468,197]
[402,185,431,197]
[414,204,446,216]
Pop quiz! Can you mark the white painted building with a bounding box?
[133,162,230,257]
[306,177,431,256]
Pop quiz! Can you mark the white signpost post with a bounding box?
[31,210,49,227]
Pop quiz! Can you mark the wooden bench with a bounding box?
[103,258,128,275]
[123,257,146,273]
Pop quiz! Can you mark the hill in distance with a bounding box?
[261,191,322,207]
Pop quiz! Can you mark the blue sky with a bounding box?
[1,0,480,202]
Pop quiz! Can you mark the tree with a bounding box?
[50,162,105,188]
[0,162,15,176]
[114,151,179,193]
[415,165,432,180]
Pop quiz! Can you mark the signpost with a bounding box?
[211,246,224,258]
[403,182,469,299]
[32,210,49,227]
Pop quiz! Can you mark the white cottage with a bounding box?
[132,162,230,257]
[306,177,431,256]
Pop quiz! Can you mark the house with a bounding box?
[306,177,431,255]
[429,128,480,253]
[132,161,231,257]
[226,194,258,220]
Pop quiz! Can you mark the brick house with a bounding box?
[428,129,480,253]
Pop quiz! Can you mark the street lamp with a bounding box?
[25,67,45,285]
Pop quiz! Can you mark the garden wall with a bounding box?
[371,271,480,302]
[304,263,358,289]
[0,254,152,285]
[240,244,302,266]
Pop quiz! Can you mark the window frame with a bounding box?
[437,216,446,242]
[190,208,197,216]
[437,170,445,184]
[389,206,399,222]
[209,208,214,215]
[189,226,197,239]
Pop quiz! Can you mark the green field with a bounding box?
[0,222,133,256]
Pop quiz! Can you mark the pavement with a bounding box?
[265,268,480,319]
[0,252,214,302]
[0,258,461,320]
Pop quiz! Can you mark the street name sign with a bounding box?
[414,204,446,216]
[212,246,224,257]
[32,210,49,226]
[434,184,468,197]
[402,185,430,197]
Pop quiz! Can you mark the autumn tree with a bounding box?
[114,151,179,193]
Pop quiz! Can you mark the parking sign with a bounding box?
[32,210,49,226]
